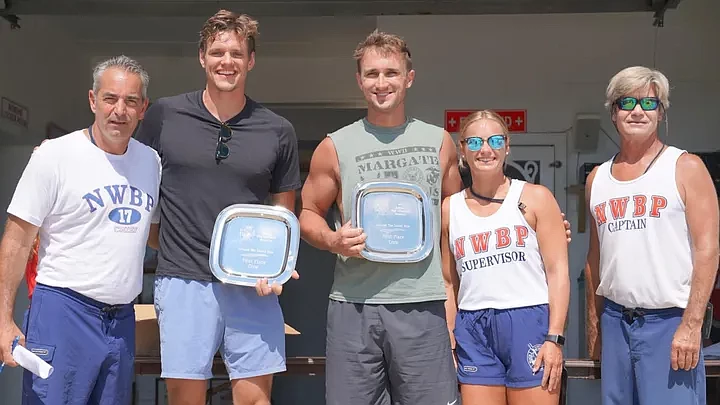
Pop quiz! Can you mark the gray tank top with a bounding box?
[328,117,446,304]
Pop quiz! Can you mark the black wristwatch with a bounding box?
[545,334,565,346]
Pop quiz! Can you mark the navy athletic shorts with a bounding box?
[21,283,135,405]
[454,304,549,388]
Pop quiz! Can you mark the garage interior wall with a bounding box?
[1,0,719,403]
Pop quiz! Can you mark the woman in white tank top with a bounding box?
[440,110,570,405]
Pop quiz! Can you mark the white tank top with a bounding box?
[448,180,549,311]
[589,146,692,309]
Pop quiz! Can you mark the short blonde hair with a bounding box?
[605,66,670,111]
[353,30,412,73]
[458,110,510,169]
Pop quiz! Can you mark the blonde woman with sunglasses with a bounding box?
[440,110,570,405]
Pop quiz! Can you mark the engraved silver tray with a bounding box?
[209,204,299,286]
[351,181,434,263]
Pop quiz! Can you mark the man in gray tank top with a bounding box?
[300,30,462,405]
[300,31,572,405]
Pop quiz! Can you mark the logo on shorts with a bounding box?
[462,365,478,373]
[526,343,543,370]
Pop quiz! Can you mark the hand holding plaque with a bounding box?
[351,181,434,263]
[255,270,300,296]
[209,204,300,287]
[329,220,367,258]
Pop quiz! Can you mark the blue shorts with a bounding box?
[454,304,549,388]
[21,283,135,405]
[601,299,706,405]
[154,276,286,380]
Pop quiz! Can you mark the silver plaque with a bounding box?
[209,204,299,286]
[351,181,434,263]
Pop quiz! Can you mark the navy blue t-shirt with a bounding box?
[135,91,301,281]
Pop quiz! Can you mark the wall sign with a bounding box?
[1,97,29,129]
[445,109,526,133]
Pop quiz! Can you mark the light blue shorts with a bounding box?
[154,275,286,380]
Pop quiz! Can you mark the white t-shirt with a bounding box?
[589,146,692,309]
[7,130,161,305]
[449,180,549,310]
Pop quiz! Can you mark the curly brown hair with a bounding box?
[199,9,259,54]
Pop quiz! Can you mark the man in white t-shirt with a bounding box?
[0,55,161,405]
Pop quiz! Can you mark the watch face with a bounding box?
[547,334,565,345]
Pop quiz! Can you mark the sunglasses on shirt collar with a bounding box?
[460,134,506,152]
[215,123,232,164]
[614,97,661,111]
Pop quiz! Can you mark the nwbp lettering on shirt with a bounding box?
[453,226,529,272]
[82,185,155,232]
[593,195,667,232]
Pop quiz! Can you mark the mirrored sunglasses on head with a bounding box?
[461,134,506,152]
[215,123,232,164]
[615,96,661,111]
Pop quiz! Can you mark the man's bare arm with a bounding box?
[583,167,603,360]
[299,137,342,252]
[440,131,463,199]
[678,154,720,326]
[0,215,38,323]
[299,137,365,257]
[0,215,39,366]
[672,153,720,370]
